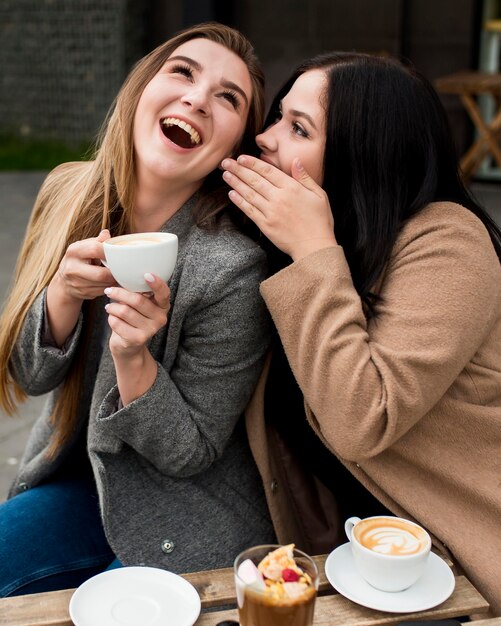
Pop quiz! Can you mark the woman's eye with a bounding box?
[171,64,194,80]
[292,122,308,138]
[222,90,240,110]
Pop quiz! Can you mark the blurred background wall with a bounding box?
[0,0,490,157]
[0,0,148,144]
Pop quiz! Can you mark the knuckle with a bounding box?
[261,162,273,178]
[234,177,246,192]
[247,188,257,204]
[132,293,143,308]
[58,266,68,280]
[261,213,272,227]
[98,266,110,280]
[254,178,266,194]
[248,172,260,187]
[242,198,253,213]
[61,259,73,275]
[115,304,127,318]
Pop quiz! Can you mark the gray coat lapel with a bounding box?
[147,194,196,361]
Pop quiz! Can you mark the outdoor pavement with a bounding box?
[0,172,500,502]
[0,172,48,501]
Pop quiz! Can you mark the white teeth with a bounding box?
[161,117,201,145]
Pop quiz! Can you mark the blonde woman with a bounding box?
[0,23,275,596]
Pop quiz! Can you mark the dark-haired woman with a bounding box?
[222,53,501,614]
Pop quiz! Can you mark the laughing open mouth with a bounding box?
[160,117,202,149]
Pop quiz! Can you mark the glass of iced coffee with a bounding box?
[234,544,319,626]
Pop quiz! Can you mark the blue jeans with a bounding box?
[0,476,121,597]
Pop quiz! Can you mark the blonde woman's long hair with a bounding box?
[0,22,264,457]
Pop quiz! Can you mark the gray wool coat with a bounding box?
[8,195,276,572]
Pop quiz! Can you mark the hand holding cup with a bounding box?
[102,232,178,293]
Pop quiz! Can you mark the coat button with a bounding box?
[270,479,279,494]
[161,539,175,554]
[18,482,29,492]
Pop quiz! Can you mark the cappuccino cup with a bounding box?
[345,515,431,592]
[103,232,178,292]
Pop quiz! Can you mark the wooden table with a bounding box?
[435,71,501,180]
[0,554,496,626]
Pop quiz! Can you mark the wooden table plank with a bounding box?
[0,589,74,626]
[0,554,330,626]
[0,557,489,626]
[195,576,489,626]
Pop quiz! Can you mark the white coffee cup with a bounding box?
[344,515,431,592]
[103,232,178,292]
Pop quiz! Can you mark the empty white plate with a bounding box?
[69,566,201,626]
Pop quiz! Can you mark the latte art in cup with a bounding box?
[354,518,429,556]
[109,237,162,246]
[344,515,432,592]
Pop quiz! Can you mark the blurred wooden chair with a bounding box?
[435,20,501,180]
[435,71,501,180]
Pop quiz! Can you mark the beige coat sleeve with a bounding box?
[260,202,501,461]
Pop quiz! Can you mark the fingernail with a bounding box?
[221,159,230,169]
[222,171,231,181]
[144,273,154,283]
[237,156,248,165]
[104,303,110,311]
[295,158,304,171]
[104,287,113,295]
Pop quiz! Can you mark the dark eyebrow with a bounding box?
[166,55,249,108]
[280,101,317,130]
[289,108,317,130]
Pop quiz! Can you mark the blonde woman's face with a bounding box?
[133,38,253,190]
[256,69,327,185]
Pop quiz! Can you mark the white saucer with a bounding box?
[69,566,201,626]
[325,543,455,613]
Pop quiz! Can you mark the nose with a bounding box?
[180,85,209,116]
[256,126,277,154]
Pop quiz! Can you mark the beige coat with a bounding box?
[246,202,501,614]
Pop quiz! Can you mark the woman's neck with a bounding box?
[133,173,201,233]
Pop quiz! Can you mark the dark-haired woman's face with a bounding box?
[256,69,326,184]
